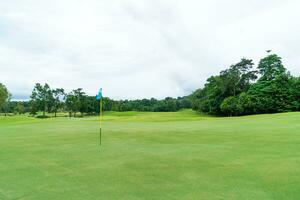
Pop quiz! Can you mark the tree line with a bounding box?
[0,83,192,117]
[191,53,300,116]
[1,53,299,117]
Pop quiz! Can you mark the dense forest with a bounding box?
[192,53,300,116]
[0,53,299,117]
[0,84,192,117]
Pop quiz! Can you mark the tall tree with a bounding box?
[247,54,291,113]
[52,88,65,117]
[65,92,77,117]
[30,83,53,117]
[65,88,86,117]
[0,83,10,116]
[3,93,11,116]
[192,53,300,116]
[220,58,257,97]
[192,58,257,115]
[14,102,25,114]
[220,96,242,116]
[73,88,86,117]
[258,54,286,81]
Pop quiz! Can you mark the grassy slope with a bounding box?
[1,110,300,200]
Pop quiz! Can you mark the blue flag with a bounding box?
[96,88,102,100]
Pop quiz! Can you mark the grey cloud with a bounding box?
[0,0,299,100]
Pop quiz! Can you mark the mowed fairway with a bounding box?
[1,110,300,200]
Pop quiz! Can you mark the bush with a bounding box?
[36,115,50,119]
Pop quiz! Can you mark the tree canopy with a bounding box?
[0,83,10,115]
[2,53,300,118]
[192,53,300,116]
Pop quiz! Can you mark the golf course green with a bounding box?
[1,109,300,200]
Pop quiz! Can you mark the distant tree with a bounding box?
[236,92,255,115]
[220,96,243,116]
[224,58,257,96]
[52,88,65,117]
[177,97,192,110]
[164,97,178,111]
[84,96,97,115]
[0,83,10,115]
[65,88,86,117]
[248,73,294,113]
[3,93,11,116]
[74,88,86,117]
[65,92,77,117]
[290,77,300,110]
[29,100,38,116]
[14,102,25,114]
[192,53,300,116]
[30,83,53,117]
[192,58,257,115]
[247,54,292,114]
[258,54,286,81]
[102,97,113,111]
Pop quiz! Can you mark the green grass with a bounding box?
[1,110,300,200]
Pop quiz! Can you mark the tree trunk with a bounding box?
[43,104,46,117]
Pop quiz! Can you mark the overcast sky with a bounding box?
[0,0,300,100]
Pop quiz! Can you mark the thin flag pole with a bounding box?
[99,95,103,146]
[96,88,103,147]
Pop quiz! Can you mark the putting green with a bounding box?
[1,110,300,200]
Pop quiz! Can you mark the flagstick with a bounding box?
[99,96,103,146]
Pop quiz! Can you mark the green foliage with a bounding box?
[65,89,82,117]
[52,88,65,117]
[29,84,67,117]
[2,101,30,114]
[0,83,10,114]
[65,88,102,117]
[14,102,25,114]
[30,83,53,116]
[220,96,242,116]
[248,73,296,113]
[35,115,50,119]
[192,53,300,116]
[258,54,286,81]
[106,97,191,112]
[192,58,257,115]
[11,53,299,117]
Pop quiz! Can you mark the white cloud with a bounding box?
[0,0,299,100]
